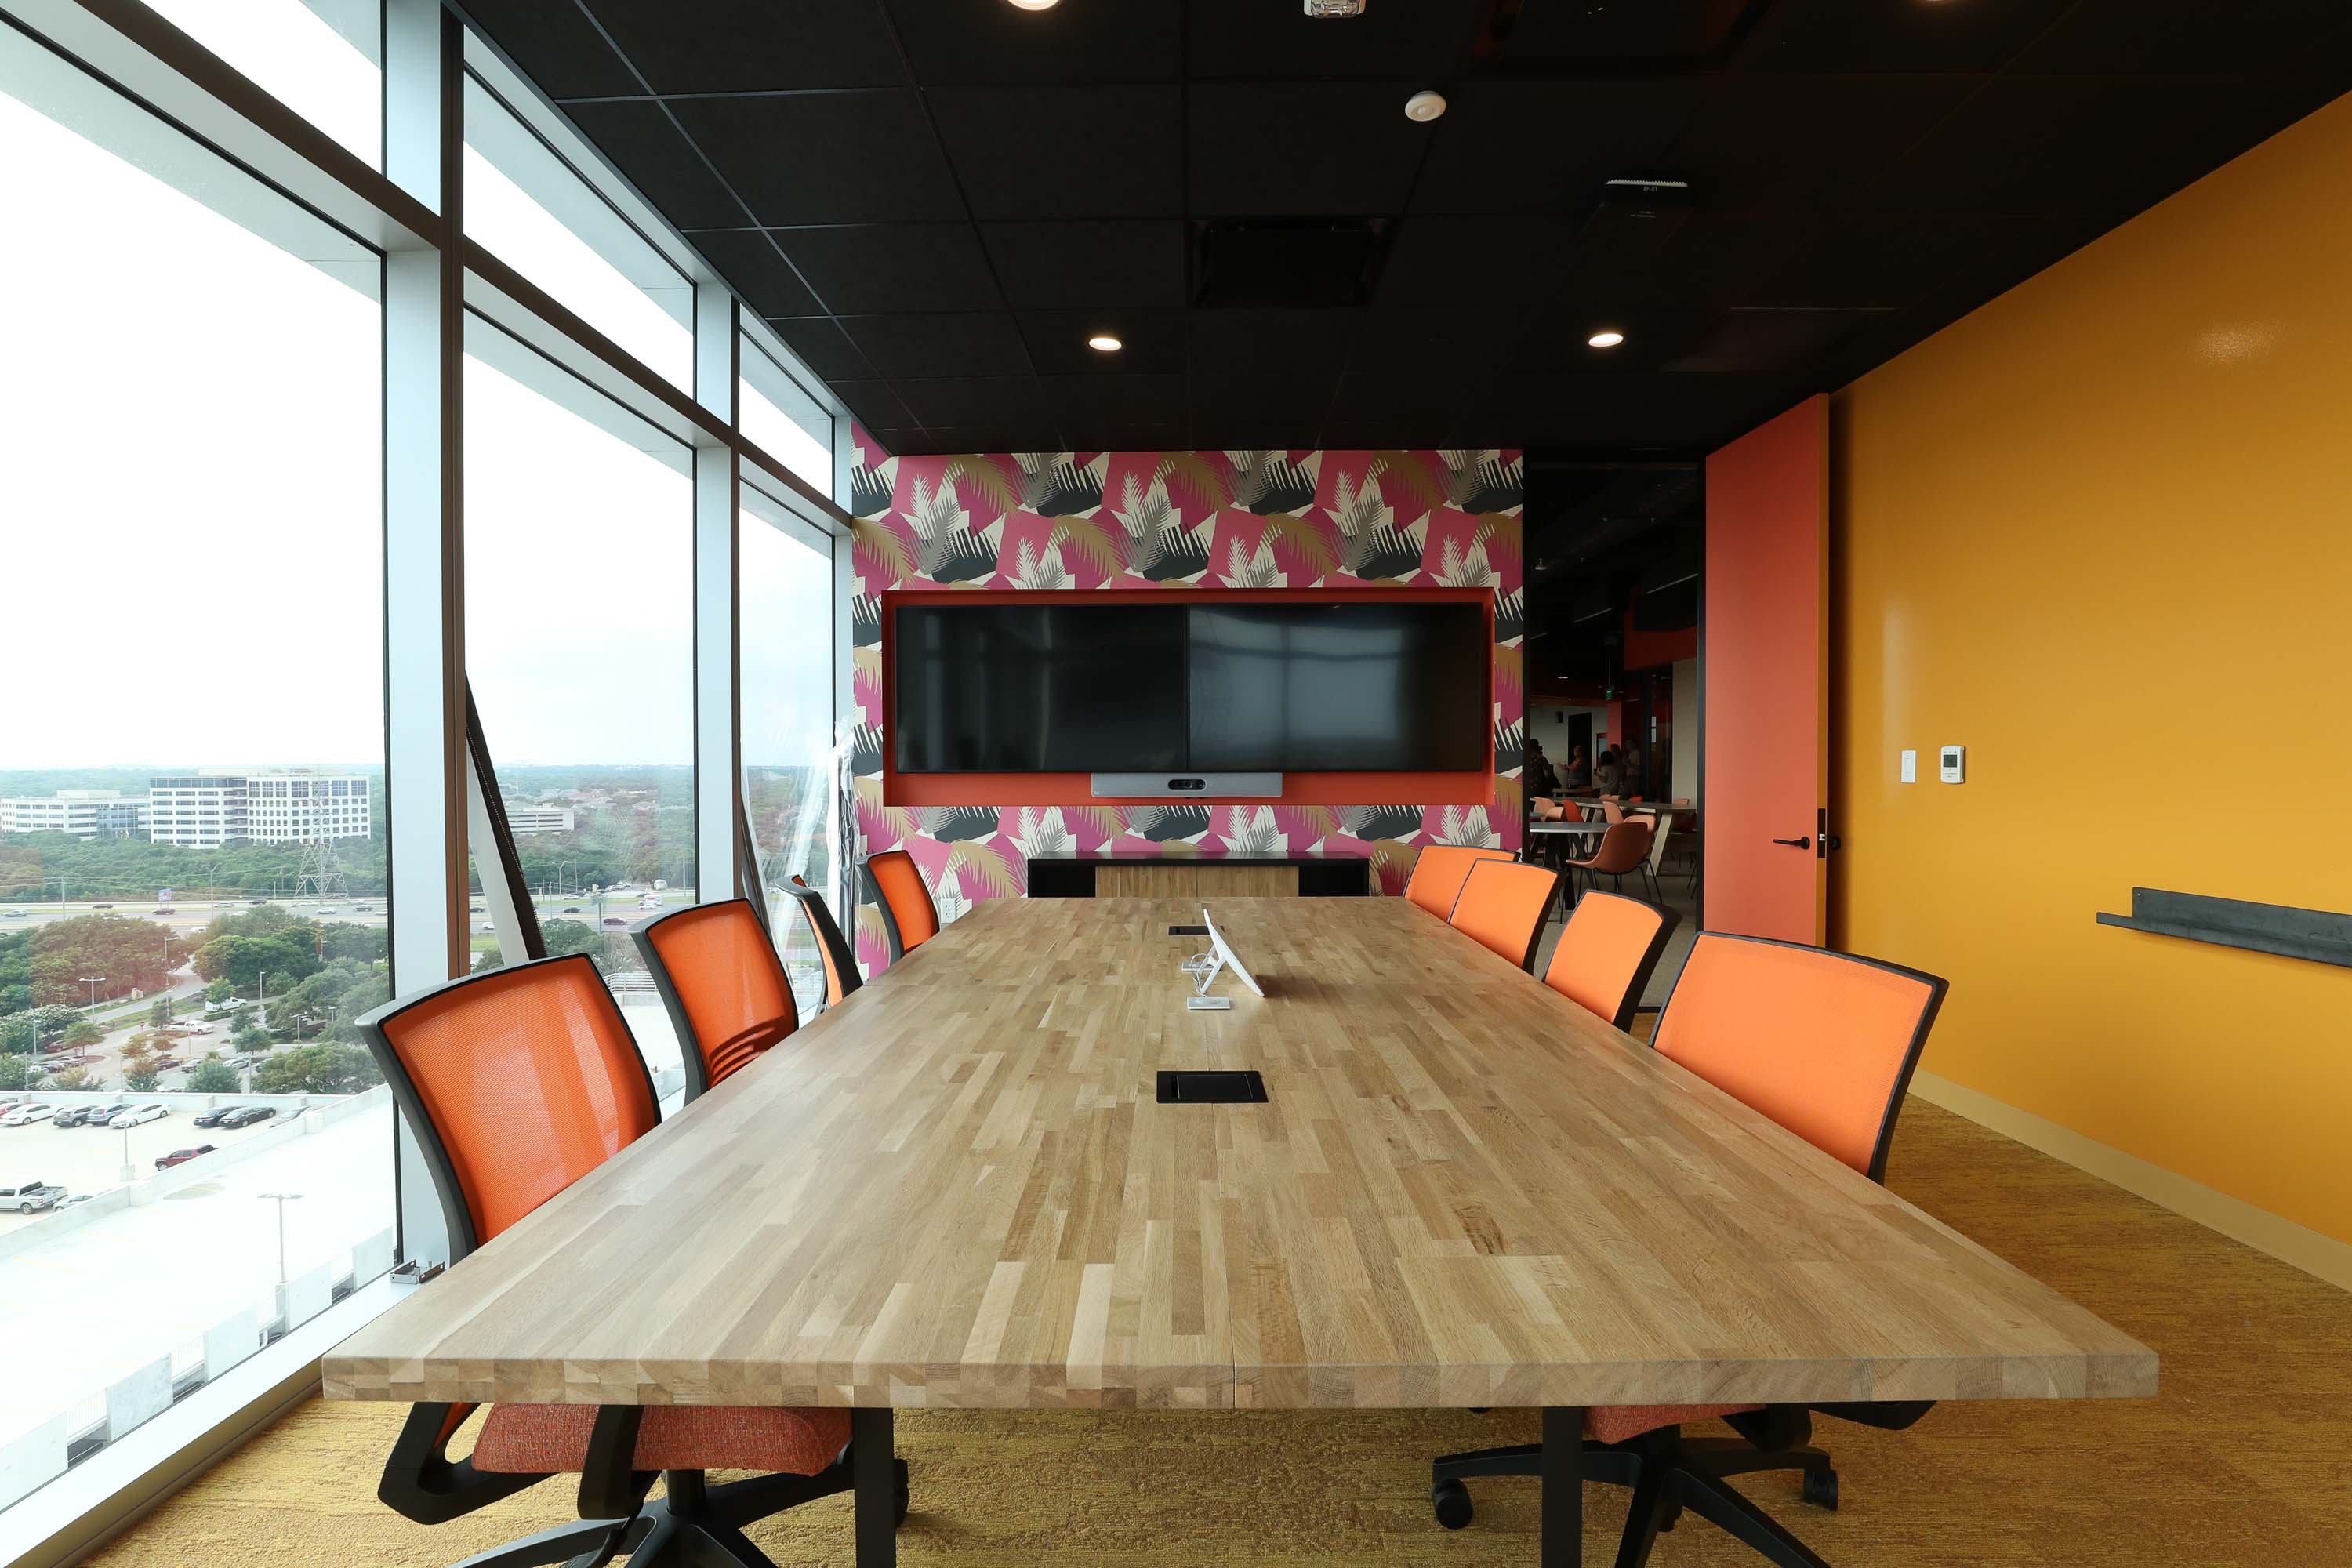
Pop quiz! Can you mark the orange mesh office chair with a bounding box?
[1446,859,1563,972]
[862,848,939,962]
[1430,933,1948,1567]
[783,874,861,1007]
[633,899,797,1102]
[358,956,906,1568]
[1403,844,1513,920]
[1541,891,1681,1030]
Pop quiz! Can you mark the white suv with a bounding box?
[107,1104,170,1128]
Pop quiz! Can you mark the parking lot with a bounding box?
[0,1105,290,1232]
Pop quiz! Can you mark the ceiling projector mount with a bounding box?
[1303,1,1367,16]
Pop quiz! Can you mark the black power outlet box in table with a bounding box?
[1156,1070,1269,1104]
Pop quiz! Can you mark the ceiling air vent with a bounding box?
[1195,220,1388,308]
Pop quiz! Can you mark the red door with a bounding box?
[1703,396,1828,944]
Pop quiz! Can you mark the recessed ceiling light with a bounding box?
[1087,334,1123,352]
[1007,0,1060,10]
[1588,329,1626,348]
[1404,89,1447,122]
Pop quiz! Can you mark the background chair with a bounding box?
[862,848,940,962]
[633,899,798,1102]
[1430,934,1949,1567]
[1563,818,1655,904]
[1403,844,1513,920]
[358,955,904,1567]
[1541,891,1681,1030]
[782,874,861,1007]
[1446,859,1563,972]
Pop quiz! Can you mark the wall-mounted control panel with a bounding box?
[1900,749,1918,783]
[1940,745,1966,783]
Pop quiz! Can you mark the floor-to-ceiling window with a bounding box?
[0,18,390,1500]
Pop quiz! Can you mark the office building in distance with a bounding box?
[146,772,372,848]
[0,789,151,839]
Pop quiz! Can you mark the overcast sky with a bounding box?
[0,0,835,775]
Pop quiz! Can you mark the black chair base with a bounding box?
[441,1455,909,1568]
[1431,1428,1838,1568]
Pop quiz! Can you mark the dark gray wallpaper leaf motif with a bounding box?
[1127,804,1211,842]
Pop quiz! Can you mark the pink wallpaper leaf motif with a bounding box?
[1440,449,1525,514]
[914,806,1000,843]
[1370,838,1418,897]
[1007,806,1076,862]
[1435,804,1501,850]
[1429,521,1501,590]
[1275,804,1340,845]
[1126,804,1211,844]
[1007,537,1076,590]
[906,475,1002,583]
[1153,451,1230,514]
[849,453,896,518]
[1219,535,1284,590]
[1015,452,1107,517]
[1494,585,1526,645]
[942,453,1019,520]
[1047,512,1125,579]
[1226,449,1320,516]
[946,838,1021,899]
[1329,469,1426,581]
[1369,450,1446,521]
[1341,804,1425,843]
[1113,473,1210,583]
[1218,804,1286,858]
[851,516,914,593]
[1258,510,1338,578]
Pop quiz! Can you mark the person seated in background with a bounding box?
[1526,739,1559,797]
[1562,745,1591,789]
[1595,748,1624,795]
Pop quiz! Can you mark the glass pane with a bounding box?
[465,76,693,391]
[0,66,387,1497]
[740,336,834,494]
[145,0,383,169]
[741,505,837,1018]
[463,353,695,1092]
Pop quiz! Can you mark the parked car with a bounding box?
[92,902,114,909]
[56,1193,93,1210]
[182,1022,216,1035]
[107,1104,169,1128]
[218,1105,278,1129]
[151,907,175,916]
[192,1105,240,1128]
[154,1145,216,1170]
[469,903,485,913]
[603,917,628,927]
[75,1104,129,1129]
[149,1056,186,1072]
[2,909,25,917]
[0,1100,22,1119]
[249,898,269,906]
[49,1105,89,1129]
[0,1178,64,1214]
[1,1105,58,1127]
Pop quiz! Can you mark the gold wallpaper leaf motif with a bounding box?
[1154,451,1230,511]
[1049,513,1125,576]
[852,517,913,590]
[946,454,1019,516]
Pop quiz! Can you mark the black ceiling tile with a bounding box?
[1186,373,1338,426]
[1323,372,1468,426]
[1731,0,2066,74]
[858,426,925,456]
[980,220,1189,308]
[671,93,962,224]
[1491,0,1766,67]
[887,0,1185,84]
[2010,0,2352,76]
[1188,84,1432,216]
[1192,420,1326,452]
[459,0,638,99]
[1186,309,1363,374]
[831,379,917,430]
[1318,421,1465,451]
[929,86,1182,219]
[567,100,743,229]
[840,312,1033,378]
[1373,216,1580,306]
[771,225,1001,313]
[588,0,906,92]
[893,376,1053,429]
[1871,77,2303,215]
[1408,80,1704,216]
[1068,426,1190,455]
[1041,374,1187,426]
[687,229,822,317]
[1018,310,1188,375]
[1726,213,2121,309]
[906,428,1040,456]
[1509,306,1714,375]
[1185,0,1482,78]
[1664,76,1984,214]
[1350,307,1524,381]
[763,316,876,381]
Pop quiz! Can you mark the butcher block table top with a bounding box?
[324,896,2154,1412]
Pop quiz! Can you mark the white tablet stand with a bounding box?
[1182,906,1264,1011]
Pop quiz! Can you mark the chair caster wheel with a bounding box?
[1432,1477,1473,1530]
[1802,1468,1839,1511]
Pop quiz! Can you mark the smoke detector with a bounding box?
[1304,1,1367,16]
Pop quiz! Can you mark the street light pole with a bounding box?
[78,975,103,1009]
[260,1191,305,1328]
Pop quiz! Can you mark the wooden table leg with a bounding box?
[853,1406,895,1567]
[1541,1406,1584,1567]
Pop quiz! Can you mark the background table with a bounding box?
[325,898,2153,1562]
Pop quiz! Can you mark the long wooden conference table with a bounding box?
[324,896,2155,1565]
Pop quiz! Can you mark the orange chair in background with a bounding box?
[356,955,904,1568]
[1430,934,1950,1566]
[633,898,799,1102]
[782,874,862,1008]
[1403,844,1513,920]
[1563,818,1655,902]
[1541,891,1681,1030]
[1446,859,1563,972]
[863,848,940,961]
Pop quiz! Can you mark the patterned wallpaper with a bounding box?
[847,432,1526,974]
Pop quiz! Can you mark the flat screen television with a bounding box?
[892,598,1488,775]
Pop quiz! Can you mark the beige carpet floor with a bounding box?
[84,1099,2352,1566]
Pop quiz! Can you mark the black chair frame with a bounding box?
[1427,937,1951,1567]
[780,875,862,1007]
[358,956,906,1567]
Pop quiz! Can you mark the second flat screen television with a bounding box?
[893,600,1487,775]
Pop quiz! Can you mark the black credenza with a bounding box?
[1026,853,1371,898]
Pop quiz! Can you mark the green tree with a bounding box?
[148,996,176,1027]
[191,931,321,996]
[0,1054,42,1091]
[231,1019,272,1053]
[187,1057,241,1094]
[62,1018,103,1048]
[26,1004,78,1044]
[539,919,606,962]
[123,1058,161,1092]
[252,1041,381,1095]
[319,922,387,964]
[205,978,234,1007]
[0,983,30,1017]
[26,914,181,1003]
[0,1014,34,1054]
[49,1065,93,1091]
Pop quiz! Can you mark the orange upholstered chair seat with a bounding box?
[1587,1403,1762,1446]
[474,1403,850,1476]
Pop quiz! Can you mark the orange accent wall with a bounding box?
[1831,93,2352,1247]
[1705,395,1828,945]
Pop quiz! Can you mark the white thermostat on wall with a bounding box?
[1939,746,1966,783]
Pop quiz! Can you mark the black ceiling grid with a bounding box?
[455,0,2352,460]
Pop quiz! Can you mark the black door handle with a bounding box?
[1772,836,1813,850]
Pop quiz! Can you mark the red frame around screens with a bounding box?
[880,586,1497,808]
